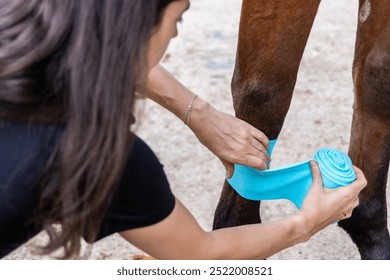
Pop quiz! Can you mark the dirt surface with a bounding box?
[6,0,390,260]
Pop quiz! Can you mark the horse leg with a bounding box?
[213,0,321,229]
[339,0,390,259]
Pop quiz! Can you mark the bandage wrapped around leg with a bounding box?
[227,140,356,209]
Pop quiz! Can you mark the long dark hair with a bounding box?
[0,0,176,258]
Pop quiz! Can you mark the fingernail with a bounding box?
[266,153,271,163]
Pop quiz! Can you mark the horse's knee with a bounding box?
[231,72,294,138]
[232,79,285,112]
[362,49,390,120]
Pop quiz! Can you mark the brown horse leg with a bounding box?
[213,0,321,229]
[339,0,390,259]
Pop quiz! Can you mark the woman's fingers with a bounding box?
[198,111,271,170]
[353,197,360,208]
[352,166,368,191]
[249,136,267,153]
[332,169,365,221]
[221,159,235,179]
[309,161,323,188]
[249,138,271,163]
[338,172,364,220]
[335,166,367,201]
[250,128,270,150]
[223,121,270,170]
[243,154,269,170]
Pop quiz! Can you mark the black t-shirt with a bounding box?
[0,120,175,258]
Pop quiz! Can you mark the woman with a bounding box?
[0,0,366,259]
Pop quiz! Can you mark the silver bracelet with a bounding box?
[184,94,198,125]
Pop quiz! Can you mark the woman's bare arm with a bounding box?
[120,163,366,259]
[138,64,271,176]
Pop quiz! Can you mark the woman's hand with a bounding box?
[188,98,270,178]
[296,161,367,241]
[143,64,270,177]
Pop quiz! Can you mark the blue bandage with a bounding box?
[227,140,356,209]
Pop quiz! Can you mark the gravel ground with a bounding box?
[6,0,390,260]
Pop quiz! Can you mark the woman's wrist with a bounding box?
[183,94,199,125]
[287,214,313,244]
[186,96,214,129]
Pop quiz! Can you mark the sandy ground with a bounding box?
[6,0,390,260]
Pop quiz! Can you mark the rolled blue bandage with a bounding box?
[227,140,356,209]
